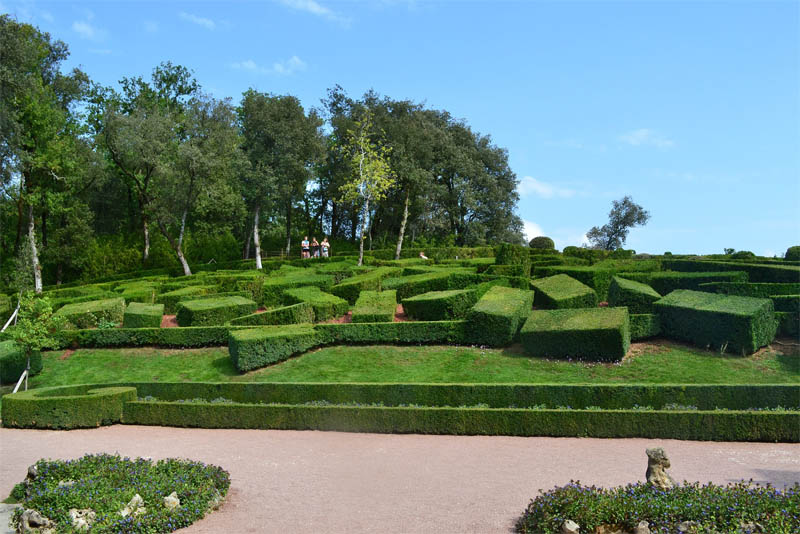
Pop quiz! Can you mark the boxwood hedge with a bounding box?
[531,274,598,309]
[771,294,799,313]
[52,325,257,349]
[630,313,661,340]
[662,259,800,283]
[122,302,164,329]
[54,297,125,328]
[520,307,630,362]
[156,285,215,314]
[0,340,42,384]
[608,276,661,314]
[402,289,478,320]
[352,290,396,323]
[776,311,799,337]
[261,274,335,306]
[228,302,314,326]
[315,320,467,345]
[698,281,800,298]
[534,266,614,301]
[229,325,321,371]
[176,296,257,326]
[621,271,749,295]
[654,290,777,354]
[282,286,349,321]
[467,286,534,346]
[331,267,402,304]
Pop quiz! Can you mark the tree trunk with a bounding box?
[28,205,42,294]
[41,208,48,246]
[285,203,292,256]
[157,216,192,277]
[358,198,369,267]
[331,200,340,238]
[56,263,63,286]
[395,189,410,260]
[243,225,252,260]
[253,205,263,270]
[14,195,24,254]
[142,216,150,263]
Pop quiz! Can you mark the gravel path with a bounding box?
[1,426,798,533]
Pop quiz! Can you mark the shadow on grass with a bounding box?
[210,355,239,377]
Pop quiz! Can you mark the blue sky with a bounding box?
[3,0,798,255]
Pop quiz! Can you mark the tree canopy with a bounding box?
[586,196,650,250]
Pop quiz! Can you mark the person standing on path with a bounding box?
[301,236,310,259]
[321,237,330,258]
[311,237,320,258]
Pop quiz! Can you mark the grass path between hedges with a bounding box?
[3,340,795,404]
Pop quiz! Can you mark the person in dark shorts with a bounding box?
[301,236,310,258]
[311,237,320,258]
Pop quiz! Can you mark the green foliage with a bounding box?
[531,274,598,309]
[654,290,778,354]
[261,274,335,306]
[122,302,164,328]
[0,340,42,383]
[10,293,66,357]
[662,258,800,283]
[731,250,756,260]
[622,270,749,295]
[53,326,256,349]
[776,312,799,337]
[520,307,630,362]
[494,243,531,276]
[282,286,349,321]
[535,266,615,301]
[402,289,478,320]
[229,325,320,372]
[528,236,555,249]
[2,385,136,429]
[515,480,800,534]
[785,246,800,261]
[586,196,650,250]
[330,266,401,304]
[630,314,661,340]
[771,294,800,313]
[156,285,215,314]
[608,276,661,313]
[8,453,230,534]
[316,320,466,346]
[176,296,257,326]
[699,281,800,298]
[228,302,314,326]
[54,297,125,329]
[467,286,534,346]
[352,290,396,323]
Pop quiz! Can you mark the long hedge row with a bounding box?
[662,259,800,283]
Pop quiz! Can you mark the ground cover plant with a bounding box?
[514,480,800,534]
[9,453,230,534]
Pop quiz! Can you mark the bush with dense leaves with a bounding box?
[176,296,257,326]
[228,325,321,371]
[529,236,555,249]
[54,297,125,329]
[122,302,164,328]
[228,302,314,326]
[515,480,800,534]
[403,289,478,320]
[10,453,230,534]
[282,286,349,321]
[608,276,661,314]
[494,243,531,277]
[0,340,42,384]
[352,290,396,322]
[467,286,534,346]
[531,274,597,309]
[785,246,800,262]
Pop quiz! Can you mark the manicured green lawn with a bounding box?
[22,342,800,389]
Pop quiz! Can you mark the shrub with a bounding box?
[122,302,164,328]
[515,480,800,534]
[662,258,800,283]
[176,296,257,327]
[2,385,137,429]
[630,313,661,340]
[654,290,777,354]
[776,312,799,337]
[228,302,314,326]
[352,290,396,323]
[531,274,598,309]
[785,246,800,262]
[494,243,531,276]
[53,326,256,349]
[316,320,467,345]
[229,325,320,371]
[119,285,156,304]
[699,281,800,297]
[47,290,120,311]
[520,307,630,362]
[330,267,402,304]
[282,286,349,321]
[403,289,478,320]
[261,274,335,306]
[731,250,756,260]
[0,293,11,317]
[8,453,230,534]
[54,297,125,329]
[628,270,749,295]
[467,286,534,346]
[608,276,661,313]
[535,266,615,301]
[156,285,215,314]
[484,264,528,277]
[529,236,555,249]
[0,340,42,384]
[771,294,800,313]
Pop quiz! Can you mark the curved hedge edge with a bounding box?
[2,385,137,429]
[122,402,800,442]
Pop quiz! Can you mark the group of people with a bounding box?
[301,236,330,258]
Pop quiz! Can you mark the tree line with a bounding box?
[0,15,524,291]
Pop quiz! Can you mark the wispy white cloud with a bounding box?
[143,20,159,33]
[522,220,544,242]
[231,56,308,76]
[517,176,577,199]
[71,11,107,42]
[619,128,675,149]
[278,0,351,26]
[179,11,216,30]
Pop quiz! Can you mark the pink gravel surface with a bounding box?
[1,426,798,533]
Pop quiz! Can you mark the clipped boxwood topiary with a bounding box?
[630,313,661,340]
[122,302,164,328]
[529,236,555,249]
[282,286,349,321]
[176,296,257,327]
[228,302,314,326]
[352,290,396,323]
[156,285,215,314]
[467,286,534,346]
[531,274,598,309]
[403,289,478,320]
[786,245,800,262]
[54,297,125,329]
[494,243,531,277]
[608,276,661,313]
[229,325,320,372]
[0,340,42,384]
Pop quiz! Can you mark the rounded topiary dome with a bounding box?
[785,246,800,261]
[529,236,555,249]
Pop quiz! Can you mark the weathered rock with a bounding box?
[633,521,651,534]
[18,509,54,534]
[163,491,180,511]
[26,466,37,481]
[69,508,95,531]
[739,521,764,533]
[561,519,580,533]
[595,525,625,534]
[645,448,676,490]
[119,493,146,518]
[58,480,76,488]
[677,520,699,532]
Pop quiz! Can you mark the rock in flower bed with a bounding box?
[10,453,229,533]
[514,480,800,533]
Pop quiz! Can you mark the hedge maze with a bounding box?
[2,246,799,440]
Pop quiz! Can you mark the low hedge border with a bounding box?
[228,302,314,326]
[1,385,137,429]
[630,313,661,340]
[698,281,800,298]
[331,267,402,304]
[0,341,42,384]
[620,271,749,296]
[156,286,215,314]
[662,259,800,283]
[352,290,397,323]
[54,297,126,328]
[315,320,467,345]
[52,325,258,349]
[122,302,164,329]
[402,289,478,320]
[534,266,614,301]
[261,274,335,306]
[467,286,535,346]
[771,294,800,313]
[282,286,349,321]
[531,274,597,309]
[229,325,321,372]
[608,276,661,314]
[176,296,257,326]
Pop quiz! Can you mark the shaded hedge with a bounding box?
[2,385,136,429]
[662,259,800,283]
[122,302,164,328]
[352,290,396,323]
[520,307,630,362]
[176,296,257,326]
[531,274,598,309]
[654,290,777,355]
[607,276,661,314]
[535,266,615,301]
[228,302,314,326]
[467,286,534,346]
[698,281,800,298]
[228,325,320,371]
[0,340,42,384]
[282,286,349,321]
[629,313,661,340]
[776,311,799,337]
[156,285,215,314]
[403,289,478,320]
[260,273,335,306]
[54,297,125,328]
[330,267,402,304]
[771,294,800,313]
[621,270,749,295]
